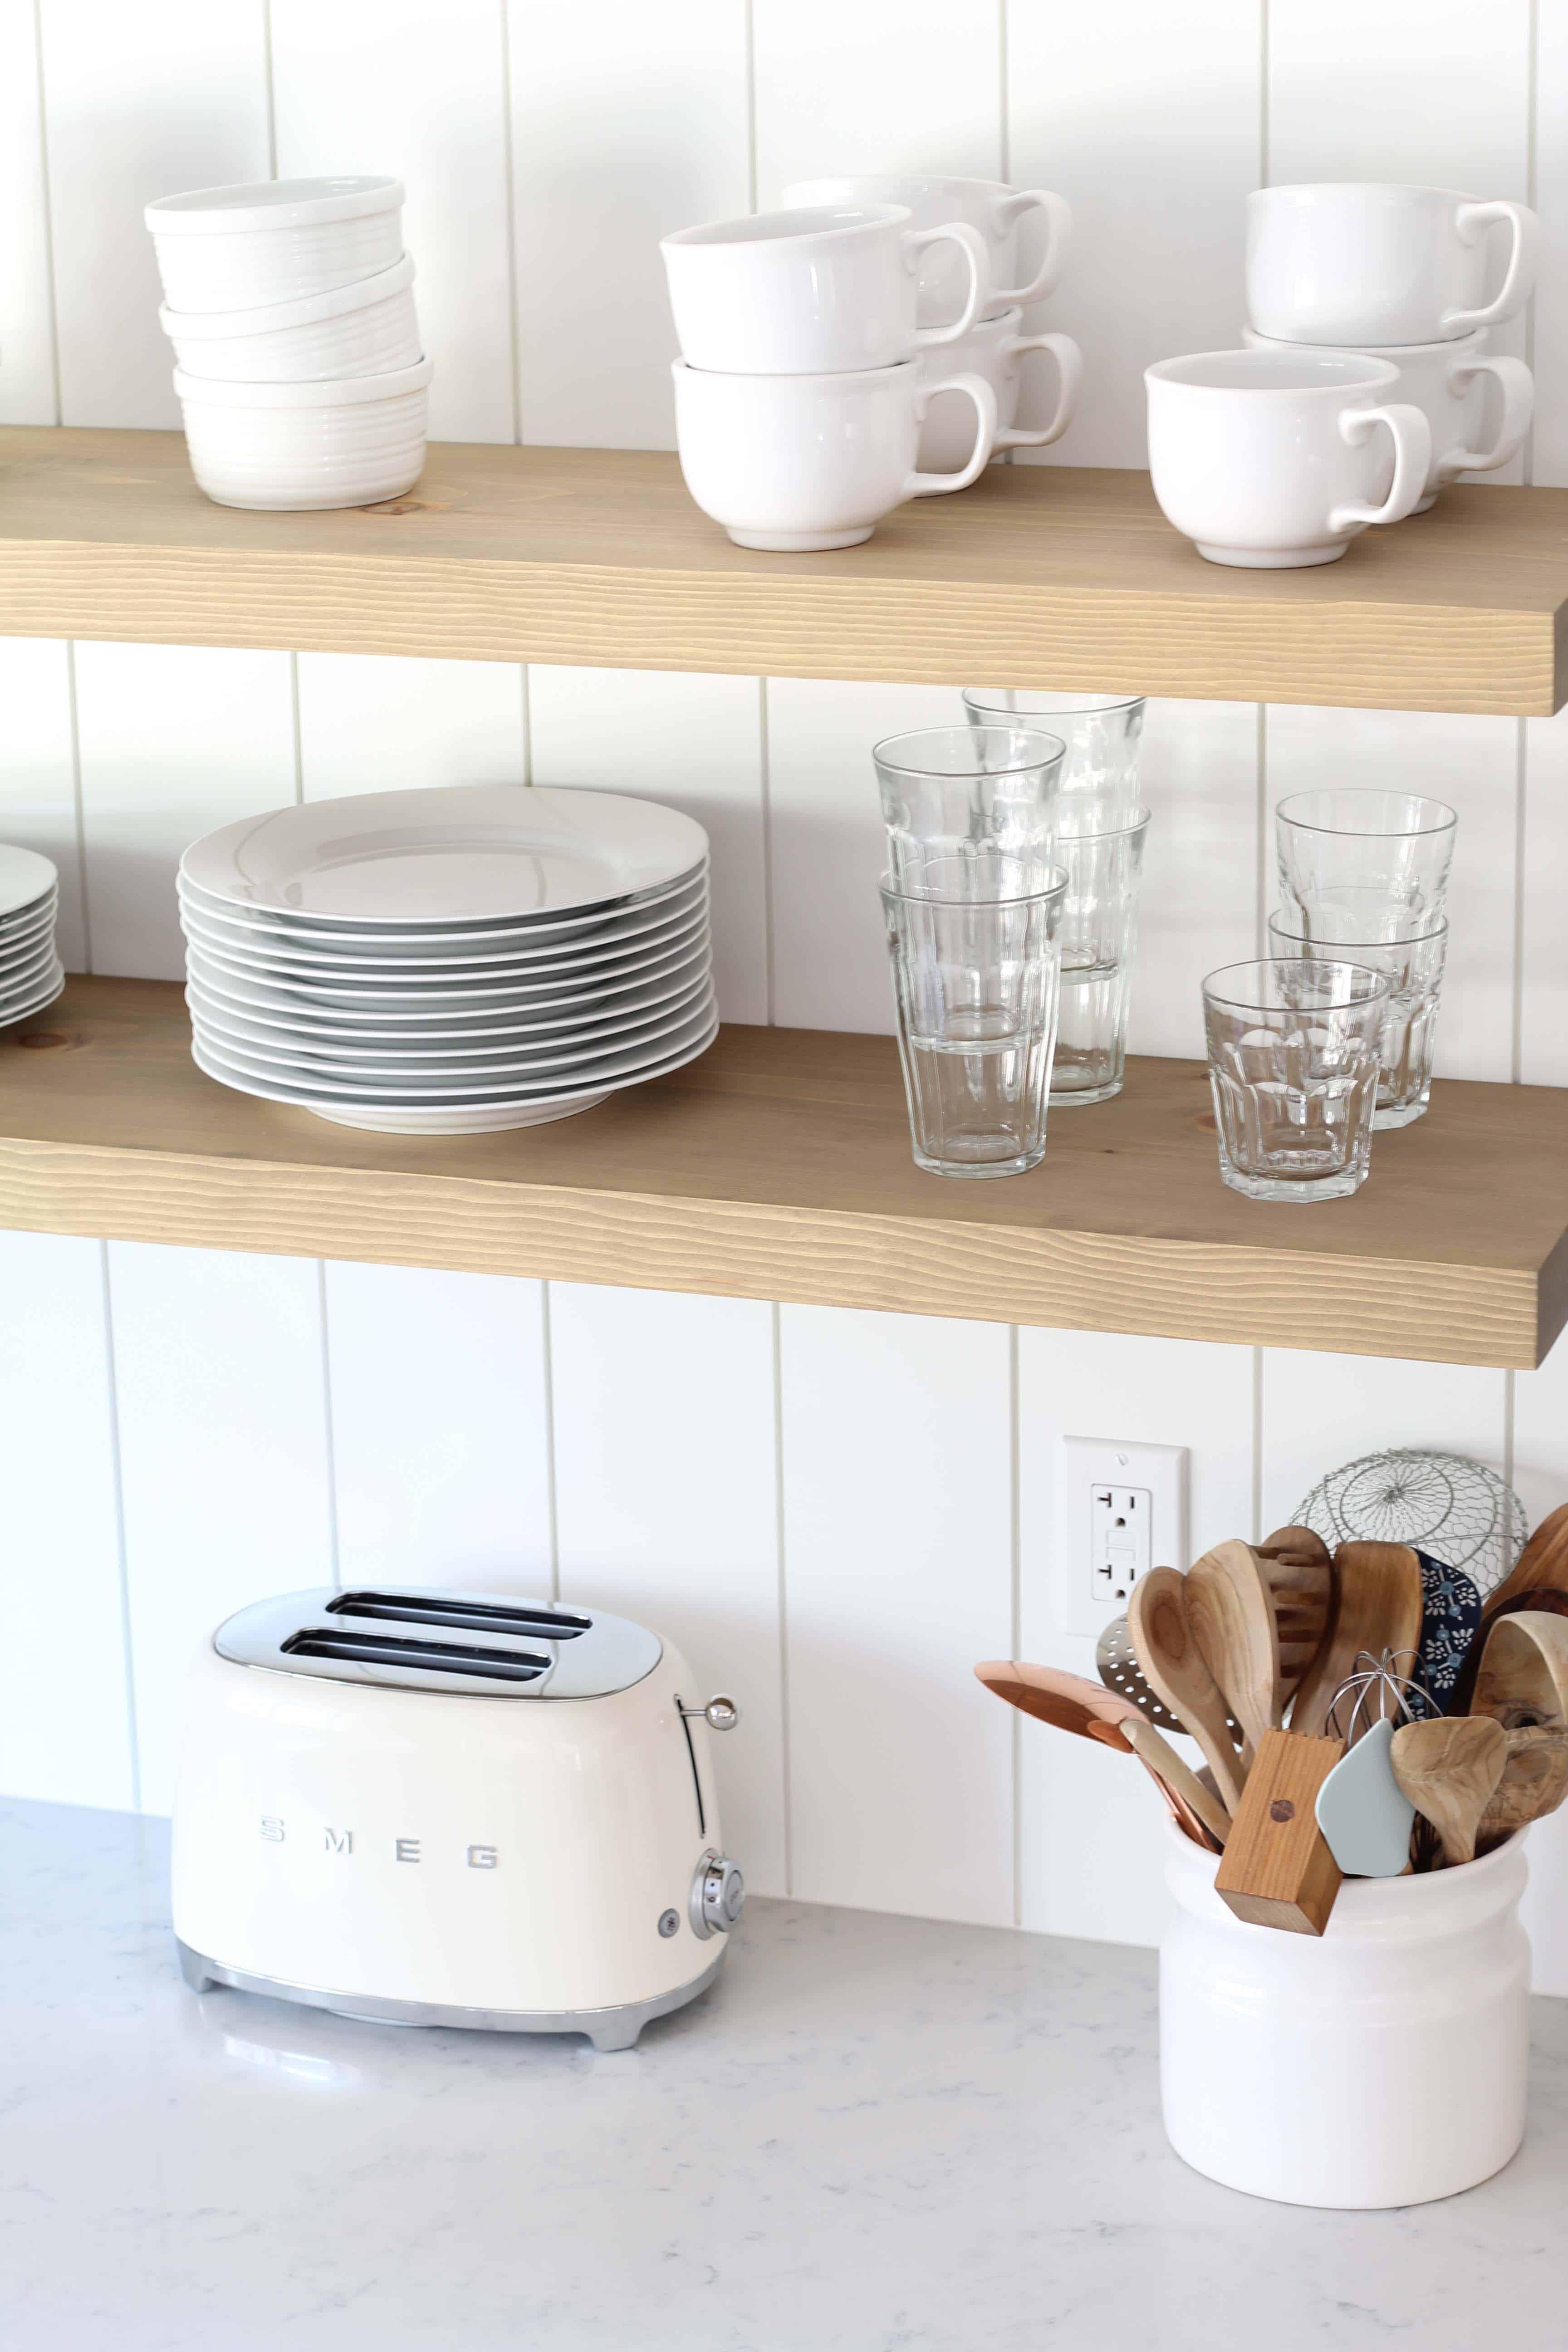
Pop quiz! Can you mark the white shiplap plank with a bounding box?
[1510,1338,1568,1994]
[1017,1327,1256,1946]
[38,0,270,428]
[1128,700,1259,1059]
[766,677,961,1033]
[752,0,1001,203]
[527,665,768,1024]
[296,654,526,800]
[1007,0,1262,467]
[1535,0,1568,486]
[1259,1347,1509,1534]
[0,1234,132,1808]
[1264,706,1519,1082]
[323,1262,552,1593]
[0,0,56,425]
[1521,709,1568,1086]
[74,643,296,980]
[0,638,87,972]
[508,0,750,449]
[779,1304,1014,1925]
[268,0,515,443]
[106,1241,333,1815]
[549,1284,787,1896]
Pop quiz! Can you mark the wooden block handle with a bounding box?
[1214,1728,1346,1937]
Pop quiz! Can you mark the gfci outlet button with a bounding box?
[1057,1436,1190,1639]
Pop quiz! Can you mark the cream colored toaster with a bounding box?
[172,1584,744,2050]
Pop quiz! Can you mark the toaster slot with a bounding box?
[327,1592,591,1641]
[282,1629,551,1681]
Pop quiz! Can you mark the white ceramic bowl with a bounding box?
[160,255,420,384]
[147,176,404,314]
[174,357,432,512]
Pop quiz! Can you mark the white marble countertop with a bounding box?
[6,1796,1568,2351]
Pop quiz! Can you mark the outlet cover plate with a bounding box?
[1058,1436,1189,1638]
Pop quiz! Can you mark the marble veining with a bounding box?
[4,1797,1568,2350]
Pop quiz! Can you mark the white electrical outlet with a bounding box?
[1058,1436,1189,1638]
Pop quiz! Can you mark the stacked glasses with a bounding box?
[875,727,1067,1178]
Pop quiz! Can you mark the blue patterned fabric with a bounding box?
[1414,1549,1483,1710]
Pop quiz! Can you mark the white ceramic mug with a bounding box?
[671,358,998,550]
[1243,325,1533,511]
[916,307,1082,471]
[1247,183,1539,347]
[661,205,987,374]
[1145,349,1432,568]
[783,175,1071,327]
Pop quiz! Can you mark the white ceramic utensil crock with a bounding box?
[1246,183,1539,348]
[784,174,1071,327]
[916,306,1082,470]
[672,357,997,549]
[160,255,421,384]
[147,176,405,313]
[174,356,432,511]
[1145,348,1432,566]
[1161,1822,1530,2208]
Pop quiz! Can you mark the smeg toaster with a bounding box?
[172,1583,745,2050]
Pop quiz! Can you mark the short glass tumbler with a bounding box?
[874,725,1067,890]
[961,688,1144,809]
[882,862,1066,1178]
[1275,789,1457,941]
[1268,910,1448,1130]
[1202,958,1392,1203]
[1051,804,1152,1105]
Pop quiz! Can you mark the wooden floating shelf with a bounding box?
[3,978,1566,1369]
[0,428,1565,714]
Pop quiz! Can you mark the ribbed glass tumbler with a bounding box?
[874,724,1066,889]
[1267,910,1448,1129]
[1275,789,1457,941]
[961,688,1144,810]
[1049,804,1151,1105]
[1202,958,1391,1203]
[882,858,1066,1179]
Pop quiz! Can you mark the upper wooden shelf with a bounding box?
[3,977,1565,1368]
[1,428,1565,714]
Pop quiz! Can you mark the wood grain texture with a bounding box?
[1214,1728,1346,1936]
[0,431,1565,713]
[1,979,1567,1366]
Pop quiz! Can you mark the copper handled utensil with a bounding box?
[973,1660,1227,1849]
[1390,1715,1509,1867]
[1290,1541,1424,1739]
[1184,1539,1281,1769]
[1127,1568,1245,1813]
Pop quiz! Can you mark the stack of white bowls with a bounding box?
[147,177,431,511]
[178,784,716,1135]
[0,847,64,1029]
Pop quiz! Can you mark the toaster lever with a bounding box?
[678,1694,741,1732]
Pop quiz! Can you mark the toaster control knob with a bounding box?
[690,1851,746,1940]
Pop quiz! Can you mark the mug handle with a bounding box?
[906,373,1000,496]
[1442,201,1539,331]
[1328,403,1434,533]
[1440,353,1535,480]
[995,331,1083,451]
[990,190,1073,306]
[908,222,989,346]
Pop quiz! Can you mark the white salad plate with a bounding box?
[0,847,58,920]
[181,785,710,922]
[188,971,713,1063]
[176,860,705,944]
[184,933,709,1029]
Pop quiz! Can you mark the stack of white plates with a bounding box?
[0,847,64,1028]
[179,785,716,1133]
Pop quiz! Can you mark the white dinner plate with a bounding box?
[0,896,57,944]
[0,941,61,992]
[180,891,710,982]
[183,949,711,1044]
[176,860,706,946]
[177,872,708,969]
[184,933,710,1029]
[182,784,709,922]
[188,971,713,1063]
[0,847,58,920]
[0,963,65,1025]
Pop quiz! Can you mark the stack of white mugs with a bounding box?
[147,176,432,512]
[662,175,1079,551]
[1146,181,1537,568]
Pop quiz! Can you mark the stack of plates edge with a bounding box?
[0,847,65,1029]
[178,784,717,1133]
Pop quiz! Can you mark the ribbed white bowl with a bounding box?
[160,256,421,384]
[175,358,431,511]
[147,176,405,313]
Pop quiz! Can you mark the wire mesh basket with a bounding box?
[1290,1448,1527,1600]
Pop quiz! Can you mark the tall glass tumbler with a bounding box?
[874,725,1066,890]
[1275,790,1457,941]
[882,858,1067,1178]
[961,688,1144,809]
[1050,804,1151,1106]
[1267,910,1448,1129]
[1202,958,1391,1203]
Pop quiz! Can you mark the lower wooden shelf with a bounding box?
[1,977,1564,1368]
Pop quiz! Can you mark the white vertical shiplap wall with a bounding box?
[2,1,1568,1979]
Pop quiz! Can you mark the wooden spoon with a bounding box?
[1478,1725,1568,1842]
[1290,1542,1424,1739]
[1470,1610,1568,1732]
[1184,1539,1281,1768]
[1128,1568,1245,1812]
[1256,1525,1335,1709]
[973,1661,1220,1849]
[1450,1587,1568,1715]
[1390,1715,1508,1867]
[1480,1501,1568,1622]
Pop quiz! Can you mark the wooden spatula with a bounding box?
[1127,1568,1245,1812]
[1256,1526,1335,1707]
[1480,1501,1568,1622]
[1477,1725,1568,1843]
[1290,1541,1424,1739]
[1184,1539,1281,1767]
[972,1661,1222,1849]
[1390,1715,1508,1867]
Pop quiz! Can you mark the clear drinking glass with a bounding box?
[1275,790,1458,941]
[874,725,1066,890]
[1202,958,1392,1203]
[960,689,1145,808]
[1267,910,1448,1130]
[1050,804,1152,1105]
[882,858,1067,1178]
